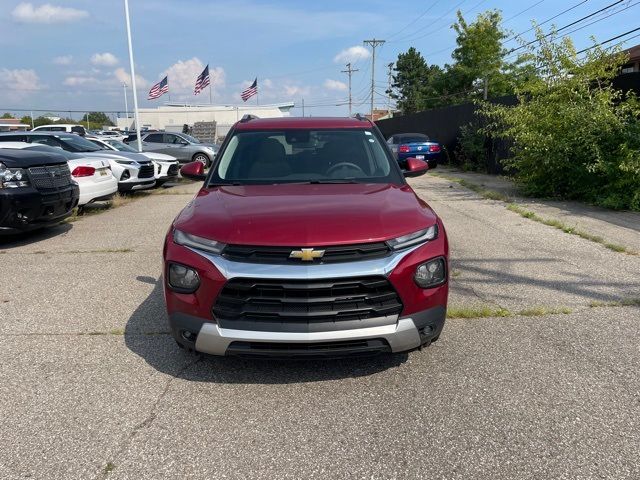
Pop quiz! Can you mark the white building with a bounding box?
[116,102,294,138]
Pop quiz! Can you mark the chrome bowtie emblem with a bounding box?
[289,248,325,261]
[417,146,423,151]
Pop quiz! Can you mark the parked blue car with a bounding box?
[387,133,441,169]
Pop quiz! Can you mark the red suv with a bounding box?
[163,116,449,357]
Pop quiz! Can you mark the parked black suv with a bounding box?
[0,149,79,234]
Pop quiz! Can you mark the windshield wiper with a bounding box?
[306,179,359,184]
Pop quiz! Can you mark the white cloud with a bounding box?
[63,76,98,86]
[159,58,225,98]
[0,68,41,91]
[323,79,347,91]
[91,53,118,67]
[283,84,311,98]
[53,55,73,66]
[333,45,370,64]
[114,67,150,89]
[12,3,88,24]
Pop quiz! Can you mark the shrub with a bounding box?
[482,29,640,210]
[456,119,489,171]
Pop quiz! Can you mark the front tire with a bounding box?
[192,153,210,168]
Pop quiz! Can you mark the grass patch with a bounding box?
[102,462,116,474]
[65,192,152,223]
[506,203,635,255]
[430,173,512,202]
[450,269,462,278]
[518,306,573,316]
[589,298,640,308]
[447,305,512,319]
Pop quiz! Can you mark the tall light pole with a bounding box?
[387,62,394,116]
[122,82,129,128]
[363,38,385,119]
[341,62,358,116]
[124,0,142,152]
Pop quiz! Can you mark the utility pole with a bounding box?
[341,62,359,116]
[387,62,393,116]
[363,38,385,119]
[483,77,488,100]
[301,98,305,117]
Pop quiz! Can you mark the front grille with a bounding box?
[222,242,391,264]
[28,164,72,191]
[138,164,155,178]
[213,276,403,331]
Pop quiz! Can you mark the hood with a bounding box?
[0,148,68,168]
[85,151,152,164]
[140,152,178,162]
[174,183,437,246]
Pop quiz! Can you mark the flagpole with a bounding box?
[167,75,171,102]
[209,65,213,105]
[256,77,259,106]
[124,0,142,152]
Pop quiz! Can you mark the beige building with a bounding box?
[116,102,294,137]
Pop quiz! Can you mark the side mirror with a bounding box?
[403,157,429,177]
[180,161,206,181]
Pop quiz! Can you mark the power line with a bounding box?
[508,0,626,54]
[576,25,640,53]
[387,0,470,44]
[504,0,590,42]
[386,0,445,40]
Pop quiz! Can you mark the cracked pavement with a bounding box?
[0,175,639,479]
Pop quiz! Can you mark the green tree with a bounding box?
[482,29,640,210]
[448,9,512,101]
[389,47,445,113]
[20,116,33,127]
[1,113,14,119]
[80,111,114,126]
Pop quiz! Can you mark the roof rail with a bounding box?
[240,114,259,123]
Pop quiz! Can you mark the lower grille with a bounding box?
[138,164,155,178]
[222,242,390,264]
[28,164,72,191]
[226,339,391,358]
[213,276,403,332]
[167,164,179,176]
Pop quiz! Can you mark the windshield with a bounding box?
[56,134,102,152]
[208,128,403,186]
[105,139,137,152]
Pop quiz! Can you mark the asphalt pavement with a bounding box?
[0,175,638,479]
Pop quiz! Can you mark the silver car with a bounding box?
[126,132,218,167]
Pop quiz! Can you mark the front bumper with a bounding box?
[118,179,156,192]
[0,185,79,234]
[169,306,445,356]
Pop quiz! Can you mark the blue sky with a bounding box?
[0,0,637,119]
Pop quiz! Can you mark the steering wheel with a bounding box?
[327,162,365,177]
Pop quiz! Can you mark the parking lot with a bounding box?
[1,173,639,479]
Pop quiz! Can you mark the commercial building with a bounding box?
[116,102,294,139]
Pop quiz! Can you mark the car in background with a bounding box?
[0,148,79,234]
[86,137,179,186]
[31,124,87,136]
[164,116,448,357]
[387,133,441,169]
[0,142,117,206]
[94,130,126,142]
[125,131,218,167]
[0,132,155,192]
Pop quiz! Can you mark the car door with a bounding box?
[140,133,167,153]
[162,133,191,161]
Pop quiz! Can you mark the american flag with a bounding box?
[147,76,168,100]
[194,65,210,95]
[241,78,258,102]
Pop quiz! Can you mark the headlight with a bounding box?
[414,256,447,288]
[173,229,226,254]
[387,225,438,250]
[167,262,200,293]
[0,162,30,188]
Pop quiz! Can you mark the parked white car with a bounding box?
[0,132,156,193]
[87,137,179,185]
[0,142,117,206]
[94,130,126,142]
[31,124,87,136]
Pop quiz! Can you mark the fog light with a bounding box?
[414,257,447,288]
[121,169,131,181]
[168,262,200,293]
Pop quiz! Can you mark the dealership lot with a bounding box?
[1,175,639,479]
